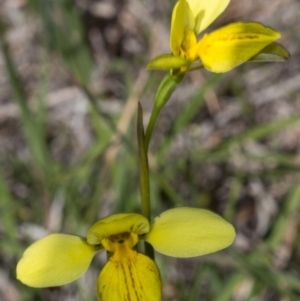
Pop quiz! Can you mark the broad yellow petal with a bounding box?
[145,207,235,258]
[98,252,162,301]
[188,0,231,34]
[17,234,98,287]
[198,22,281,73]
[170,0,195,55]
[87,213,149,245]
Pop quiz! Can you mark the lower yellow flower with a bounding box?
[17,207,235,300]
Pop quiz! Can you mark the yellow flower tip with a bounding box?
[145,207,235,258]
[165,1,285,74]
[16,234,97,288]
[98,251,162,301]
[87,213,149,245]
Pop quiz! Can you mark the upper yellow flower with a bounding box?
[147,0,288,73]
[17,207,235,301]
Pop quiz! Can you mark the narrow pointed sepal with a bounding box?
[98,252,162,301]
[145,207,235,258]
[16,234,98,287]
[249,42,290,62]
[198,22,281,72]
[147,54,191,70]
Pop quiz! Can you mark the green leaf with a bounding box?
[249,42,290,62]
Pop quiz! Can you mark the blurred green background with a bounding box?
[0,0,300,300]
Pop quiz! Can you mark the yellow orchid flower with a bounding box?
[147,0,288,73]
[17,207,235,301]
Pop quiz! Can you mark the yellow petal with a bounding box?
[16,234,97,287]
[87,213,149,245]
[145,207,235,258]
[188,0,230,34]
[98,251,162,301]
[170,0,195,55]
[198,22,281,73]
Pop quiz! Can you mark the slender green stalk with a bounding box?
[137,102,154,258]
[145,72,184,151]
[137,103,151,220]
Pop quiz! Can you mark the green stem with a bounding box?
[145,72,184,151]
[137,103,151,220]
[137,102,154,258]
